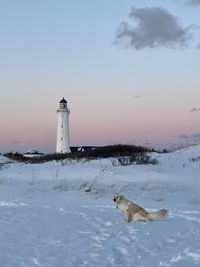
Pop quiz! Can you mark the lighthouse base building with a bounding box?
[56,97,71,153]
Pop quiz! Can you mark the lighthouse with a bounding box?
[56,97,71,153]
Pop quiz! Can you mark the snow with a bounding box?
[0,145,200,266]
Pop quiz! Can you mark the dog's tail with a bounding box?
[147,209,168,221]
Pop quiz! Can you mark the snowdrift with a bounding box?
[0,145,200,266]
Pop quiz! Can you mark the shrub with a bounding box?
[118,153,158,166]
[4,144,155,164]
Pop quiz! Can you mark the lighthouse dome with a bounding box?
[60,97,67,104]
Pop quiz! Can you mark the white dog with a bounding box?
[113,193,168,222]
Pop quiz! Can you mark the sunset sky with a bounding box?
[0,0,200,153]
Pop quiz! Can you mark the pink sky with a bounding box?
[1,93,199,153]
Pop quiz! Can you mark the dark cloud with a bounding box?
[133,95,143,99]
[179,133,200,142]
[115,7,192,50]
[179,134,189,139]
[190,107,200,113]
[186,0,200,6]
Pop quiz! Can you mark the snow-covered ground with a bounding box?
[0,145,200,267]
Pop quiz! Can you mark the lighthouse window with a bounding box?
[61,137,63,140]
[61,124,63,128]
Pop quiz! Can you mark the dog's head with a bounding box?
[112,193,125,204]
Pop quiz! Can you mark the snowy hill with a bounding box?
[0,155,13,164]
[0,145,200,266]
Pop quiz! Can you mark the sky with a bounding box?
[0,0,200,153]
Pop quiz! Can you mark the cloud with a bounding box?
[133,95,143,99]
[179,134,189,139]
[115,7,192,50]
[186,0,200,6]
[179,133,200,142]
[190,107,200,113]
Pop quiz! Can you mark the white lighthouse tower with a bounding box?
[56,97,71,153]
